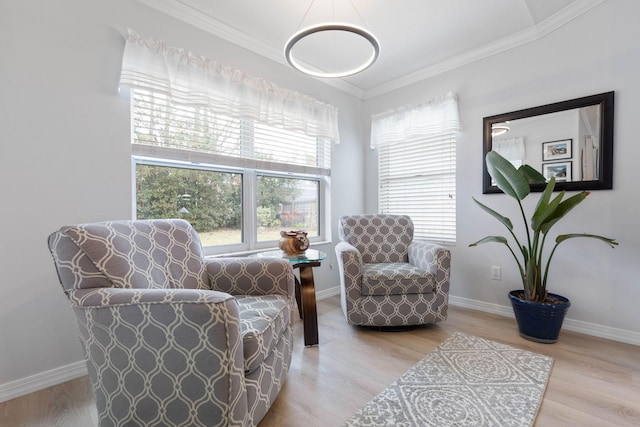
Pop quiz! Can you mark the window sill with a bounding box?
[205,241,333,259]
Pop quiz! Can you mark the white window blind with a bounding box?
[120,30,336,252]
[131,90,330,176]
[119,29,339,147]
[373,92,460,244]
[378,135,456,244]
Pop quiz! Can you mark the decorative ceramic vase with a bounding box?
[508,290,571,344]
[278,230,310,255]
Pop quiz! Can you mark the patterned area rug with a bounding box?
[343,332,553,427]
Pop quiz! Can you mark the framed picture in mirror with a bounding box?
[542,139,572,161]
[543,162,572,182]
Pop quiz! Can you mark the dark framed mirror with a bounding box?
[483,91,614,193]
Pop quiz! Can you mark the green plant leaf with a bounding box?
[542,233,619,290]
[472,197,513,230]
[486,151,530,201]
[472,151,619,301]
[525,257,543,300]
[533,177,555,211]
[469,236,509,246]
[521,244,529,264]
[540,192,589,234]
[556,233,619,247]
[518,164,547,183]
[532,185,565,231]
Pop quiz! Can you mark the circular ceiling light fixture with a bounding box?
[284,23,380,78]
[491,121,511,137]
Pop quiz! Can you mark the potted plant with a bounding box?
[470,151,618,343]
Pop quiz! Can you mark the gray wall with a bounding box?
[364,0,640,343]
[1,0,638,402]
[0,0,361,399]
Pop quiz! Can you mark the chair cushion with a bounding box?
[338,215,414,263]
[236,295,291,373]
[361,263,434,296]
[56,219,209,290]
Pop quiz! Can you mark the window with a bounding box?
[134,159,321,253]
[372,93,460,244]
[120,31,338,255]
[131,90,327,254]
[256,175,319,242]
[378,134,456,244]
[135,162,244,247]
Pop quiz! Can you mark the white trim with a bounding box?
[133,0,366,99]
[3,287,638,402]
[316,285,341,301]
[561,317,640,346]
[132,145,331,177]
[363,0,605,99]
[448,295,640,347]
[1,290,341,403]
[0,361,87,403]
[448,294,514,317]
[134,0,605,100]
[319,289,640,346]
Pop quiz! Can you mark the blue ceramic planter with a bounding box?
[508,290,571,344]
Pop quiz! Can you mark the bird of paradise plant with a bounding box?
[470,151,618,302]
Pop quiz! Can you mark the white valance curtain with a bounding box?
[119,29,340,143]
[370,92,461,149]
[493,137,526,161]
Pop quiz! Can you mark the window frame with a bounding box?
[129,85,333,256]
[132,155,328,256]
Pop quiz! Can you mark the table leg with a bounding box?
[297,265,319,346]
[294,276,303,319]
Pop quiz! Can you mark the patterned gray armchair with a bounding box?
[48,219,295,427]
[335,214,451,327]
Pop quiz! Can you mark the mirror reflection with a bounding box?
[483,92,614,193]
[492,105,600,182]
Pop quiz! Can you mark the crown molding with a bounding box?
[135,0,605,101]
[362,0,606,99]
[134,0,366,98]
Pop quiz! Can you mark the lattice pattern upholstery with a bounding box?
[48,219,295,427]
[338,214,413,263]
[236,295,291,373]
[335,214,451,327]
[361,263,434,296]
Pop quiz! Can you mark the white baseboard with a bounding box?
[316,286,341,300]
[0,288,343,404]
[449,295,640,346]
[561,317,640,346]
[319,289,640,345]
[448,295,514,317]
[3,290,637,404]
[0,360,87,403]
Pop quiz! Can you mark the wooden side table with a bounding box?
[251,249,326,346]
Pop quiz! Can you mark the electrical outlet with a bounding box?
[491,266,501,281]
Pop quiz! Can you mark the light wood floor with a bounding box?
[2,296,639,426]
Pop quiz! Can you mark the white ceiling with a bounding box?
[135,0,604,99]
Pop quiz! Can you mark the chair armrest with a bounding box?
[408,239,451,291]
[205,257,295,301]
[68,287,233,307]
[67,287,249,426]
[334,242,364,323]
[335,241,362,273]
